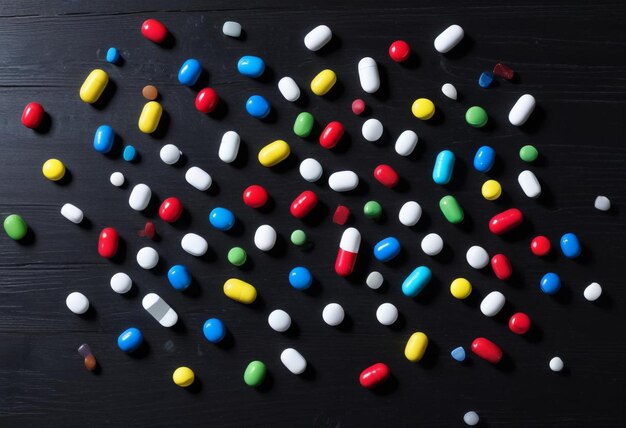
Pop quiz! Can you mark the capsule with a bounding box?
[433,150,455,185]
[195,88,219,114]
[373,237,401,262]
[117,327,143,353]
[480,291,506,317]
[473,146,495,173]
[77,344,97,371]
[98,227,118,259]
[358,57,380,94]
[181,233,208,257]
[237,55,265,78]
[335,228,361,277]
[560,233,581,258]
[394,130,418,157]
[491,254,512,280]
[359,363,390,388]
[223,278,257,304]
[129,184,152,211]
[304,25,332,51]
[319,121,344,149]
[142,293,178,327]
[508,94,536,126]
[310,69,336,96]
[257,140,290,167]
[218,131,240,163]
[439,195,464,224]
[79,69,109,104]
[405,332,428,362]
[93,125,115,153]
[21,102,44,129]
[178,59,202,86]
[293,112,314,138]
[374,164,399,188]
[290,190,318,219]
[209,207,236,231]
[185,166,212,191]
[518,170,542,198]
[434,24,464,53]
[281,348,307,375]
[489,208,523,235]
[328,171,359,192]
[278,76,300,102]
[402,266,432,297]
[471,337,502,364]
[138,101,162,134]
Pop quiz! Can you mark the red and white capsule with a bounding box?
[335,227,361,277]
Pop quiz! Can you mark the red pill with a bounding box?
[98,227,119,259]
[333,205,350,225]
[508,312,531,335]
[493,62,515,80]
[388,40,411,63]
[352,99,365,116]
[490,253,512,280]
[373,164,399,188]
[359,363,390,388]
[471,337,502,364]
[290,190,318,219]
[195,88,219,114]
[143,222,156,239]
[489,208,523,235]
[21,102,44,129]
[319,121,344,149]
[159,197,183,223]
[530,235,551,256]
[141,19,168,44]
[243,185,268,209]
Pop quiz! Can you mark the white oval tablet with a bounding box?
[280,348,307,374]
[218,131,240,163]
[395,130,418,156]
[66,292,89,314]
[222,21,242,38]
[398,201,422,226]
[278,76,301,102]
[110,171,125,187]
[322,303,345,326]
[441,83,458,100]
[549,356,564,372]
[362,118,383,142]
[268,309,291,332]
[376,302,398,326]
[160,144,182,165]
[142,293,178,327]
[60,203,84,224]
[518,170,541,198]
[304,25,332,51]
[434,24,464,53]
[366,271,384,290]
[181,233,208,256]
[254,224,277,251]
[480,291,506,317]
[136,247,159,269]
[584,282,602,301]
[185,166,212,191]
[421,233,444,256]
[508,94,536,126]
[299,158,323,182]
[110,272,132,294]
[129,184,152,211]
[594,196,611,211]
[328,170,358,192]
[466,245,489,269]
[358,57,380,93]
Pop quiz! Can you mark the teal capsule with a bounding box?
[401,266,432,297]
[432,150,455,185]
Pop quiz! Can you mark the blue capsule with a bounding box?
[289,266,312,290]
[168,265,191,291]
[432,150,455,185]
[479,72,494,88]
[237,55,265,78]
[106,47,120,64]
[209,207,235,231]
[123,145,136,162]
[178,58,202,86]
[540,272,561,294]
[246,95,270,119]
[473,146,496,173]
[560,233,581,259]
[373,237,401,262]
[401,266,432,297]
[451,346,466,362]
[117,327,143,352]
[93,125,114,153]
[203,318,226,343]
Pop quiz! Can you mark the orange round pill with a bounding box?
[142,85,158,100]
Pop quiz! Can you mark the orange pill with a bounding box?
[142,85,158,100]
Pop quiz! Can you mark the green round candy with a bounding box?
[4,214,27,240]
[290,229,307,246]
[227,247,247,266]
[465,106,488,128]
[439,195,464,224]
[293,112,314,138]
[364,201,382,219]
[243,360,266,387]
[519,145,538,162]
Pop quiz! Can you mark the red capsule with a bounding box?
[333,205,350,225]
[493,62,515,80]
[359,363,390,388]
[373,164,399,188]
[489,208,523,235]
[490,253,512,280]
[509,312,531,335]
[319,121,344,149]
[21,102,44,129]
[243,185,268,208]
[471,337,503,364]
[290,190,318,219]
[159,197,183,223]
[530,235,551,256]
[389,40,411,63]
[141,19,168,44]
[195,88,219,114]
[98,227,119,259]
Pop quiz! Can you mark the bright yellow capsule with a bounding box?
[138,101,163,134]
[258,140,290,167]
[404,332,428,362]
[42,159,66,181]
[411,98,435,120]
[310,69,337,96]
[79,69,109,104]
[481,179,502,201]
[224,278,257,304]
[172,366,195,387]
[450,278,472,299]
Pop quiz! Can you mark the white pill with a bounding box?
[398,201,422,226]
[66,292,89,315]
[466,245,489,269]
[322,303,345,326]
[434,24,464,53]
[508,94,536,126]
[218,131,240,163]
[421,233,444,256]
[160,144,182,165]
[395,130,418,156]
[376,302,398,326]
[480,291,506,317]
[278,77,301,102]
[518,170,542,198]
[584,282,602,301]
[142,293,178,327]
[60,203,83,224]
[136,247,159,269]
[594,196,611,211]
[366,271,384,290]
[181,233,208,256]
[110,171,125,187]
[268,309,291,332]
[110,272,132,294]
[358,57,380,94]
[549,356,564,372]
[362,118,383,142]
[222,21,242,38]
[280,348,307,374]
[185,166,212,191]
[463,411,480,426]
[129,184,152,211]
[441,83,458,100]
[299,158,323,182]
[304,25,332,51]
[328,170,359,192]
[254,224,277,251]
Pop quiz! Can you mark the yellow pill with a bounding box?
[224,278,257,304]
[411,98,435,120]
[310,69,337,96]
[450,278,472,299]
[481,179,502,201]
[42,159,66,181]
[258,140,290,167]
[404,332,429,362]
[79,69,109,104]
[172,366,195,387]
[138,101,163,134]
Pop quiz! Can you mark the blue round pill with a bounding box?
[473,146,495,173]
[123,145,136,162]
[93,125,114,153]
[237,55,265,78]
[479,71,494,88]
[246,95,270,119]
[540,272,561,295]
[209,207,235,231]
[117,327,143,352]
[178,58,202,86]
[106,47,120,64]
[289,266,312,290]
[373,237,401,262]
[203,318,226,343]
[451,346,466,362]
[168,265,191,290]
[560,233,581,259]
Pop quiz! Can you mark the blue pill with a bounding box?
[473,145,496,173]
[432,150,455,185]
[123,145,136,162]
[178,58,202,86]
[208,207,235,231]
[246,95,270,119]
[560,233,581,259]
[479,72,494,88]
[373,237,401,262]
[168,265,191,291]
[203,318,226,343]
[540,272,561,295]
[237,55,265,78]
[451,346,466,362]
[117,327,143,352]
[401,266,432,297]
[93,125,114,153]
[289,266,312,290]
[106,47,120,64]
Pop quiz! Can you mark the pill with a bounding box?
[237,55,265,78]
[228,247,247,266]
[165,265,190,292]
[243,185,268,208]
[399,201,422,226]
[254,225,277,251]
[509,312,531,335]
[473,146,496,172]
[173,367,195,387]
[362,118,384,142]
[281,348,307,375]
[493,62,515,80]
[441,83,458,100]
[310,69,337,96]
[322,303,345,326]
[141,18,167,43]
[594,195,611,211]
[21,102,44,129]
[480,291,506,317]
[491,254,512,280]
[105,47,119,64]
[222,21,242,37]
[136,247,158,269]
[320,121,344,149]
[216,131,241,163]
[79,69,109,104]
[402,266,432,298]
[482,180,502,200]
[463,411,480,426]
[363,201,382,220]
[160,144,182,165]
[117,327,143,352]
[374,164,399,188]
[549,356,564,372]
[352,99,366,115]
[195,87,219,114]
[177,58,202,86]
[268,309,291,332]
[471,337,502,364]
[489,208,523,235]
[245,95,271,119]
[421,233,443,256]
[258,140,290,167]
[540,272,561,294]
[122,145,136,162]
[110,272,132,294]
[358,57,380,93]
[278,76,300,102]
[405,332,428,362]
[335,227,360,277]
[359,363,390,388]
[328,170,359,192]
[291,230,307,247]
[450,278,472,299]
[289,266,313,290]
[42,158,65,181]
[520,145,538,162]
[509,94,536,126]
[299,158,323,182]
[560,233,581,258]
[451,347,466,362]
[142,293,177,327]
[518,170,542,198]
[181,233,208,256]
[466,246,489,269]
[432,150,455,185]
[389,40,410,62]
[439,195,464,224]
[142,85,158,100]
[304,25,332,51]
[465,106,488,128]
[366,271,384,289]
[203,318,226,342]
[290,191,318,219]
[98,227,118,259]
[373,237,401,262]
[138,101,162,134]
[209,207,235,231]
[66,292,89,314]
[60,203,84,224]
[128,184,151,211]
[434,24,464,53]
[394,130,418,156]
[411,98,435,120]
[293,112,315,137]
[224,278,257,304]
[531,235,551,256]
[78,344,97,371]
[376,303,398,325]
[110,172,125,187]
[479,71,494,88]
[584,282,602,301]
[244,361,266,387]
[185,166,212,191]
[141,222,155,240]
[159,197,183,223]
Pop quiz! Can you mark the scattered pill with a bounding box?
[294,112,315,138]
[173,367,195,387]
[289,266,313,290]
[509,312,531,335]
[224,278,257,304]
[463,411,480,426]
[366,271,384,290]
[278,77,300,102]
[439,195,464,224]
[493,62,515,80]
[373,164,399,188]
[335,227,361,277]
[322,303,345,326]
[42,158,65,181]
[358,57,380,93]
[123,145,137,162]
[531,235,551,256]
[333,205,350,225]
[243,185,269,208]
[432,150,455,185]
[491,254,512,280]
[138,101,162,134]
[478,72,494,88]
[359,363,390,388]
[222,21,242,38]
[98,227,118,259]
[465,106,488,128]
[79,69,109,104]
[411,98,435,120]
[509,94,536,126]
[399,201,422,226]
[421,233,444,256]
[203,318,226,342]
[93,124,115,153]
[519,145,538,162]
[128,184,151,211]
[281,348,307,375]
[481,180,502,201]
[168,265,191,290]
[304,25,332,51]
[373,237,401,262]
[21,102,44,129]
[405,332,429,363]
[185,166,212,191]
[142,85,158,100]
[363,200,382,220]
[319,121,344,149]
[181,233,208,257]
[394,130,418,156]
[141,221,155,240]
[237,55,265,78]
[117,327,143,353]
[584,282,602,301]
[451,346,466,362]
[60,203,84,224]
[110,172,125,187]
[110,272,132,294]
[480,291,506,317]
[474,146,496,173]
[106,47,119,64]
[78,344,97,371]
[300,158,323,182]
[228,247,247,267]
[246,94,271,119]
[291,230,307,247]
[254,224,277,251]
[441,83,457,100]
[136,247,159,269]
[66,292,89,315]
[450,278,472,299]
[310,69,337,96]
[209,207,235,231]
[141,18,167,43]
[560,233,581,258]
[178,58,202,86]
[268,309,292,332]
[328,170,359,192]
[434,24,464,53]
[466,246,489,269]
[389,40,410,62]
[160,144,182,165]
[518,170,542,198]
[549,357,564,372]
[259,140,291,167]
[489,208,523,235]
[402,266,432,298]
[594,195,611,211]
[195,87,219,114]
[362,118,384,142]
[351,99,366,115]
[376,302,398,325]
[159,197,183,223]
[142,293,177,327]
[540,272,561,295]
[244,361,266,387]
[471,337,502,364]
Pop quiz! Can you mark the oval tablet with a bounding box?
[117,327,143,353]
[61,203,84,224]
[358,57,380,93]
[508,94,536,126]
[281,348,307,374]
[142,293,178,327]
[93,125,115,153]
[399,201,422,226]
[138,101,162,134]
[434,24,464,53]
[402,266,432,297]
[304,25,332,51]
[224,278,257,304]
[66,292,89,314]
[237,55,265,78]
[80,69,109,104]
[278,77,300,102]
[433,150,455,185]
[310,69,336,96]
[181,233,208,256]
[185,166,212,191]
[258,140,290,167]
[560,233,581,258]
[98,227,118,259]
[319,121,344,149]
[218,131,240,163]
[489,208,523,235]
[373,237,401,262]
[480,291,506,317]
[129,184,152,211]
[584,282,602,301]
[518,170,542,198]
[254,224,277,251]
[395,130,418,156]
[359,363,390,388]
[328,171,359,192]
[178,58,202,86]
[405,332,428,362]
[473,146,495,173]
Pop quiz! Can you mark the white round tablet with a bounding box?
[366,271,384,289]
[463,411,479,426]
[421,233,443,256]
[136,247,159,269]
[398,201,422,226]
[362,118,383,142]
[376,302,398,326]
[254,224,277,251]
[322,303,345,326]
[268,309,291,332]
[466,245,489,269]
[549,356,564,372]
[594,195,611,211]
[583,282,602,301]
[299,158,323,182]
[66,292,89,314]
[442,83,458,100]
[160,144,182,165]
[110,272,132,294]
[110,172,125,187]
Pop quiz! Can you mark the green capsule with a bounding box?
[364,201,382,219]
[291,229,307,246]
[293,112,314,138]
[243,360,266,387]
[3,214,28,240]
[227,247,247,266]
[465,106,488,128]
[439,196,464,224]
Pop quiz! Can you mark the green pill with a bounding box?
[519,145,538,162]
[293,112,314,138]
[3,214,28,240]
[227,247,247,266]
[439,195,464,224]
[465,106,488,128]
[243,360,267,387]
[364,201,382,219]
[290,229,307,246]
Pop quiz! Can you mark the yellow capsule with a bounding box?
[42,159,66,181]
[79,69,109,104]
[404,332,429,362]
[481,179,502,201]
[138,101,163,134]
[224,278,257,304]
[258,140,290,167]
[450,278,472,299]
[310,69,337,96]
[411,98,435,120]
[172,366,195,387]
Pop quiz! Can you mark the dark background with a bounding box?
[0,1,624,426]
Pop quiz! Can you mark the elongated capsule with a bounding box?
[434,24,464,53]
[335,228,360,277]
[439,195,464,224]
[508,94,536,126]
[319,121,344,149]
[471,337,503,364]
[489,208,523,235]
[258,140,290,167]
[358,57,380,93]
[142,293,178,327]
[138,101,162,134]
[304,25,332,51]
[518,170,541,198]
[405,332,428,362]
[77,344,97,371]
[223,278,257,304]
[98,227,118,259]
[433,150,455,185]
[219,131,240,163]
[402,266,432,297]
[290,190,318,219]
[310,69,336,96]
[359,363,390,388]
[80,69,109,104]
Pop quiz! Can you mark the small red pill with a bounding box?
[195,88,219,114]
[21,102,44,129]
[490,253,512,280]
[373,164,399,188]
[489,208,523,235]
[141,19,168,44]
[98,227,119,259]
[530,235,551,256]
[389,40,411,63]
[508,312,531,335]
[319,121,344,149]
[471,337,503,364]
[333,205,350,225]
[159,197,183,223]
[143,222,156,240]
[290,190,318,219]
[243,185,268,209]
[352,99,365,116]
[359,363,390,388]
[493,63,515,80]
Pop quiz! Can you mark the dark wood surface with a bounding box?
[0,1,624,426]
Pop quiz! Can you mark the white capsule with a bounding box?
[434,24,464,53]
[480,291,506,317]
[181,233,208,256]
[376,302,398,326]
[110,272,132,294]
[110,171,125,187]
[518,170,542,198]
[129,184,152,211]
[278,77,301,102]
[398,201,422,226]
[508,94,536,126]
[136,247,159,269]
[299,158,323,182]
[394,130,418,156]
[280,348,307,374]
[549,356,564,372]
[66,292,89,315]
[304,25,332,51]
[60,203,84,224]
[594,196,611,211]
[421,233,444,256]
[463,411,480,426]
[466,245,489,269]
[268,309,291,332]
[362,118,383,142]
[366,271,384,290]
[160,144,182,165]
[222,21,242,38]
[328,170,359,192]
[584,282,602,301]
[218,131,240,163]
[185,166,212,191]
[142,293,178,327]
[254,224,277,251]
[441,83,458,100]
[322,303,345,326]
[358,57,380,94]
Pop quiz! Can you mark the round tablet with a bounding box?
[466,245,489,269]
[583,282,602,301]
[519,145,538,162]
[289,266,312,290]
[290,229,307,246]
[136,247,159,269]
[322,303,345,326]
[110,272,132,294]
[376,303,398,326]
[268,309,291,332]
[299,158,323,182]
[450,278,472,299]
[465,106,488,128]
[463,411,480,426]
[549,356,564,372]
[352,99,365,115]
[421,233,443,256]
[66,292,89,314]
[361,118,383,142]
[398,201,422,226]
[109,172,125,187]
[160,144,182,165]
[227,247,247,266]
[363,201,382,219]
[172,367,194,387]
[594,195,611,211]
[254,225,277,251]
[142,85,158,100]
[366,271,384,289]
